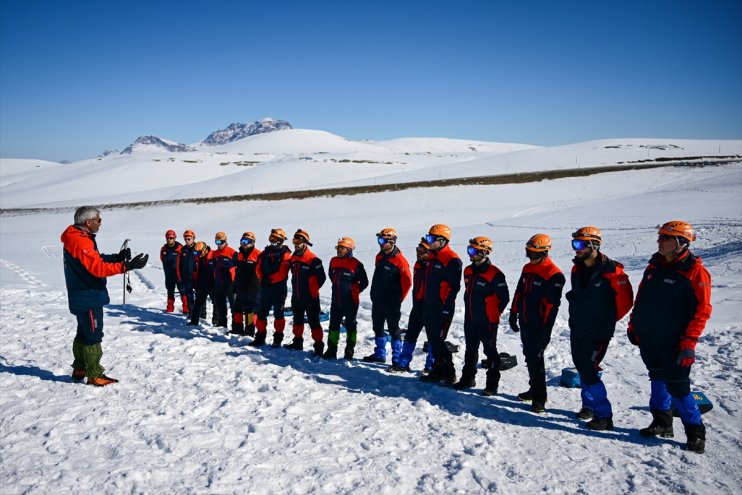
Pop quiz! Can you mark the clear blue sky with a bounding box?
[1,0,741,162]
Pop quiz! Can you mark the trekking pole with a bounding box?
[121,239,131,305]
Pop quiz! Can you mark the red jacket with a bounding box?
[290,248,326,300]
[463,259,509,326]
[212,245,237,288]
[256,245,292,286]
[424,245,462,308]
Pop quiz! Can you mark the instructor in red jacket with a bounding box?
[61,206,148,386]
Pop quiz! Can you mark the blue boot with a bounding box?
[363,336,387,363]
[391,339,403,366]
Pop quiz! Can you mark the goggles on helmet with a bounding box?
[571,239,594,251]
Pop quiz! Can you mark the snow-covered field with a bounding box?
[1,134,741,494]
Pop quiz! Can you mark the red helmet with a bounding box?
[657,221,696,242]
[526,234,552,252]
[165,229,177,239]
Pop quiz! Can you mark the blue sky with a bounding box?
[1,0,741,162]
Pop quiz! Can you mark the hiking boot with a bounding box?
[312,341,325,357]
[343,347,354,360]
[420,369,443,382]
[271,333,284,348]
[684,422,706,454]
[481,387,498,397]
[229,322,245,335]
[576,407,594,420]
[387,364,411,373]
[248,332,267,347]
[531,402,546,413]
[322,346,337,360]
[421,367,432,375]
[441,372,457,386]
[453,377,476,391]
[71,369,86,382]
[517,390,534,402]
[362,353,385,363]
[87,375,118,387]
[284,337,304,351]
[639,410,675,438]
[586,417,614,431]
[246,325,256,337]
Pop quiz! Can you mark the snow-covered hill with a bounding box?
[0,130,741,494]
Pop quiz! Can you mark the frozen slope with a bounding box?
[0,162,740,494]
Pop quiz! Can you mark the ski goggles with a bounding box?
[215,239,226,246]
[571,239,593,251]
[240,238,253,245]
[377,236,393,246]
[467,246,486,257]
[424,234,444,245]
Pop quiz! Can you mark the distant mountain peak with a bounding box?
[202,118,292,146]
[120,136,193,155]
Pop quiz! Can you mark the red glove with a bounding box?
[676,338,697,367]
[627,323,639,346]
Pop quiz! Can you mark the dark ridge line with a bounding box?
[2,157,740,216]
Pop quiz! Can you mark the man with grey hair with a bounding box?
[61,206,149,386]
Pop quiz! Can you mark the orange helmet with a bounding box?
[183,229,195,239]
[241,231,256,243]
[269,228,287,243]
[336,237,355,250]
[468,236,493,254]
[572,226,602,245]
[526,234,552,252]
[194,241,207,254]
[215,232,227,241]
[376,227,398,241]
[657,220,696,242]
[428,224,451,241]
[165,229,177,239]
[293,229,313,246]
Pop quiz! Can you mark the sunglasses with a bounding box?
[166,237,176,240]
[658,235,675,241]
[571,239,592,251]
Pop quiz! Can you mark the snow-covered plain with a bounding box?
[0,132,741,494]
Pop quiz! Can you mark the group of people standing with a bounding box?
[61,205,712,455]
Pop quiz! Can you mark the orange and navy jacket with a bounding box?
[177,244,198,284]
[233,245,262,298]
[61,225,125,314]
[629,250,711,347]
[290,248,326,301]
[511,257,565,344]
[329,256,369,307]
[212,245,237,288]
[370,246,412,304]
[424,245,462,309]
[257,245,292,287]
[566,253,633,341]
[160,242,182,277]
[412,259,429,306]
[194,249,215,291]
[463,259,510,326]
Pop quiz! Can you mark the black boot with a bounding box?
[344,345,354,360]
[639,410,674,438]
[683,422,706,454]
[517,390,534,402]
[312,341,325,357]
[453,375,476,391]
[322,345,338,360]
[248,332,267,347]
[586,417,614,431]
[284,337,303,350]
[245,324,255,337]
[271,333,284,348]
[229,322,245,335]
[576,407,594,420]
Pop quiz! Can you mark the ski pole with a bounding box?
[121,238,131,305]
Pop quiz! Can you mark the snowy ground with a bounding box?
[1,140,741,493]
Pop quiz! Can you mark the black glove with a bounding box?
[509,312,519,333]
[119,247,131,261]
[125,253,149,271]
